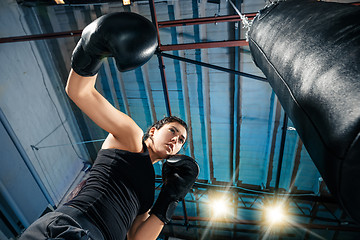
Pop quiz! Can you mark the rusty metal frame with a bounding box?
[158,13,257,28]
[170,215,360,232]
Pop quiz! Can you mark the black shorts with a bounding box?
[18,206,104,240]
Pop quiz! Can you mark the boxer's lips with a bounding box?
[166,143,173,152]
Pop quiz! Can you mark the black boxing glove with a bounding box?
[71,12,157,76]
[150,155,199,224]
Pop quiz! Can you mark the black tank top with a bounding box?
[66,142,155,240]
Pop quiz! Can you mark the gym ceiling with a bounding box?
[1,0,360,239]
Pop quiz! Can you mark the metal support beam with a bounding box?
[160,39,248,51]
[197,0,214,184]
[0,30,82,44]
[181,199,189,228]
[274,113,288,192]
[304,201,321,240]
[155,178,338,204]
[266,99,282,188]
[0,32,247,49]
[0,13,255,44]
[158,13,257,28]
[231,0,243,189]
[171,216,360,232]
[159,52,266,82]
[164,223,298,238]
[149,0,172,117]
[167,2,194,158]
[289,138,303,190]
[184,198,344,224]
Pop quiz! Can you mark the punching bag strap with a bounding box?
[227,0,253,40]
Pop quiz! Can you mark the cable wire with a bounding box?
[32,138,106,150]
[32,120,67,147]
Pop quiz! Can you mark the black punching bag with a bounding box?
[248,0,360,222]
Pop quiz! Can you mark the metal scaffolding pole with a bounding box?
[149,0,172,117]
[171,215,360,232]
[160,52,266,82]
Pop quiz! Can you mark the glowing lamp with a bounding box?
[211,199,228,216]
[264,203,289,226]
[208,195,233,219]
[123,0,131,5]
[266,205,285,223]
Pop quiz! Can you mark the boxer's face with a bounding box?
[150,122,187,158]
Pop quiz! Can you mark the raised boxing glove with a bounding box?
[150,155,199,224]
[71,12,157,76]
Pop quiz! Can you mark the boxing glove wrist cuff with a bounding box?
[150,200,179,224]
[71,40,103,77]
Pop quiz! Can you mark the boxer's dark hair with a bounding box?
[143,116,188,141]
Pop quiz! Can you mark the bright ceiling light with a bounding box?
[54,0,65,4]
[264,202,289,226]
[209,195,231,219]
[266,205,285,223]
[123,0,131,5]
[212,199,228,216]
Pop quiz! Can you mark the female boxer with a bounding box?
[18,12,199,240]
